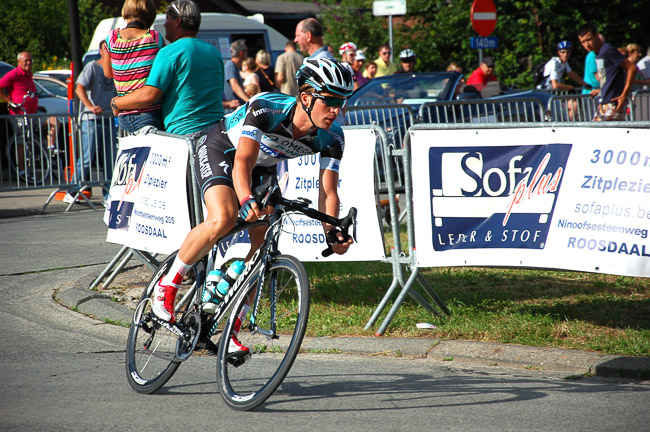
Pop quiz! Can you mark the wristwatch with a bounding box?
[111,98,118,111]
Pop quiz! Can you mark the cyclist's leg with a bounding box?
[153,128,238,322]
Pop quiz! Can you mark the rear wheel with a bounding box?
[125,252,203,394]
[217,255,310,411]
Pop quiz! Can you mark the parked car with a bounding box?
[36,70,72,85]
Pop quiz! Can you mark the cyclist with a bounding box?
[537,41,590,91]
[152,58,355,354]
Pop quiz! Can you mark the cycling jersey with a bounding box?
[194,92,345,196]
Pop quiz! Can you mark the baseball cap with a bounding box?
[482,57,495,67]
[356,50,366,61]
[339,42,358,56]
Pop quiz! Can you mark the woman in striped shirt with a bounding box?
[103,0,165,134]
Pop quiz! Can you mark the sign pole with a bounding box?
[388,14,394,63]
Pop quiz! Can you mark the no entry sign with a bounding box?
[471,0,497,37]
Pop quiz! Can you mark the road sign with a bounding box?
[471,0,497,37]
[373,0,406,16]
[471,36,498,49]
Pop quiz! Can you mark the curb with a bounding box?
[55,274,650,380]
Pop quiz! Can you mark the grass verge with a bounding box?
[304,261,650,357]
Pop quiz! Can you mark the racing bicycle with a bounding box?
[125,179,357,410]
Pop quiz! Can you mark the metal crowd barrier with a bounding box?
[1,113,75,191]
[546,94,599,122]
[346,105,415,193]
[0,111,118,211]
[419,97,547,123]
[631,89,650,121]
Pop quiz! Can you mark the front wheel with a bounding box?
[125,252,203,394]
[217,255,310,411]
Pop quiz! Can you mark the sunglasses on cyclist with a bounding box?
[308,92,347,109]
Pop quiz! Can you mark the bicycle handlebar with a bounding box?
[254,176,357,257]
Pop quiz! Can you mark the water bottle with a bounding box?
[202,261,245,314]
[202,269,223,314]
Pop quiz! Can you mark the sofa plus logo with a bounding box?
[108,147,151,231]
[429,144,572,250]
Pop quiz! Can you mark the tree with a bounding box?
[318,0,650,88]
[0,0,113,70]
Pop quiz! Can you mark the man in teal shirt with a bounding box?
[111,0,224,135]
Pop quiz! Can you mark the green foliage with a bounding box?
[318,0,650,88]
[0,0,113,70]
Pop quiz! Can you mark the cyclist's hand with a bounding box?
[326,228,354,255]
[239,195,261,221]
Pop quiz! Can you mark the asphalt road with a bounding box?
[1,211,649,431]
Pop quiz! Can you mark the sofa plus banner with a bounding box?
[411,127,650,277]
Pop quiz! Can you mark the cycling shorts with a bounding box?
[194,126,276,198]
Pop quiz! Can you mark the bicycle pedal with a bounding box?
[227,351,251,367]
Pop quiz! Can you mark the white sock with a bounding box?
[162,256,191,286]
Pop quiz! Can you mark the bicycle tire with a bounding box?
[6,135,51,185]
[125,252,202,394]
[217,255,310,411]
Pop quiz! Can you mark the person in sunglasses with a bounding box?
[152,59,355,350]
[536,41,590,91]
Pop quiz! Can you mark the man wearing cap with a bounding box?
[466,57,498,91]
[396,49,416,74]
[339,42,359,88]
[375,43,398,77]
[353,50,367,88]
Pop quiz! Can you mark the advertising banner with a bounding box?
[105,134,191,254]
[411,127,650,277]
[215,127,386,265]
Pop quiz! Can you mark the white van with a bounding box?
[84,13,288,68]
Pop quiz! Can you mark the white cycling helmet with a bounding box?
[399,49,416,61]
[296,58,354,97]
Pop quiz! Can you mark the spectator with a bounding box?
[363,60,378,82]
[0,51,40,178]
[274,41,303,96]
[466,57,497,91]
[339,42,358,87]
[578,23,636,121]
[71,40,118,204]
[626,43,650,87]
[240,57,260,91]
[636,45,650,85]
[536,41,589,91]
[374,44,398,77]
[396,49,416,74]
[104,0,164,134]
[353,50,367,88]
[111,0,224,135]
[446,61,464,97]
[339,42,357,66]
[254,50,275,93]
[223,39,249,112]
[580,34,602,95]
[0,52,38,115]
[245,82,260,97]
[294,18,335,60]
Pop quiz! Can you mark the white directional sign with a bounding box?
[373,0,406,16]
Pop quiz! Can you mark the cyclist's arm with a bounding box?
[319,167,352,255]
[233,136,263,221]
